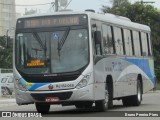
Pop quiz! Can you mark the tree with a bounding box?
[111,0,129,7]
[101,1,160,80]
[0,36,13,68]
[101,0,131,15]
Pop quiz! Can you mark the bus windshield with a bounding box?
[16,28,89,74]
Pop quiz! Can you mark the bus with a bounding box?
[13,10,155,113]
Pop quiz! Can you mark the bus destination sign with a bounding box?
[24,16,80,28]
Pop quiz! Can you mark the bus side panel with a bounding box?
[94,57,155,100]
[104,57,136,98]
[143,58,155,93]
[123,58,155,93]
[93,58,106,100]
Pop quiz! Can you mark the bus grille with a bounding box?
[30,92,73,101]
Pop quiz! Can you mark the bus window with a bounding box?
[133,31,141,56]
[139,32,143,56]
[113,27,124,55]
[130,30,135,56]
[102,24,115,54]
[123,29,133,56]
[141,32,148,56]
[147,33,152,56]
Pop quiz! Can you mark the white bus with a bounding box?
[13,10,155,113]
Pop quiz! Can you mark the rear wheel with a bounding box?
[122,80,142,106]
[35,103,50,113]
[132,80,142,106]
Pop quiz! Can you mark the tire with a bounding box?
[35,103,50,113]
[122,80,142,106]
[95,84,108,112]
[75,102,93,109]
[132,80,142,106]
[107,83,113,108]
[84,102,93,108]
[75,104,84,109]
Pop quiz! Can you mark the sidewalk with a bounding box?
[0,96,16,108]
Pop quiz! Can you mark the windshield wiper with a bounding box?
[32,32,46,51]
[32,32,47,60]
[57,27,70,53]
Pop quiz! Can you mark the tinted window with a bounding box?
[123,29,133,56]
[147,33,152,56]
[132,31,141,56]
[102,24,115,54]
[113,27,124,55]
[141,32,148,56]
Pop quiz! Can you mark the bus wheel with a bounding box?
[75,102,93,109]
[132,80,142,106]
[122,80,142,106]
[84,102,93,108]
[35,103,50,113]
[95,86,108,112]
[75,104,84,109]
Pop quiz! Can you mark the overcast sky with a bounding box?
[15,0,160,15]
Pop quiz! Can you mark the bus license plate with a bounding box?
[45,97,59,102]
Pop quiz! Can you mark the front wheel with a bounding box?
[35,103,50,113]
[95,88,108,112]
[75,102,93,109]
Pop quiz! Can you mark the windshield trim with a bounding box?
[15,26,90,76]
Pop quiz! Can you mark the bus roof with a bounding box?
[18,10,150,32]
[88,12,150,32]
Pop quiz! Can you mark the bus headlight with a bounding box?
[76,74,91,89]
[15,79,27,91]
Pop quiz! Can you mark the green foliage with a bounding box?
[101,1,160,81]
[157,82,160,90]
[0,36,13,68]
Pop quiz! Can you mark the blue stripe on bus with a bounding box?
[122,58,155,84]
[20,78,51,91]
[28,83,49,90]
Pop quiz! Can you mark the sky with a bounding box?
[15,0,160,15]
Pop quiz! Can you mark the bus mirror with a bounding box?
[94,31,101,44]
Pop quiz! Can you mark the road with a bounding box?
[0,90,160,119]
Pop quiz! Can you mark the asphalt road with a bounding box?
[0,90,160,119]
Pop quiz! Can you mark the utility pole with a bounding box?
[55,0,59,12]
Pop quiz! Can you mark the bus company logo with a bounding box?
[48,84,54,90]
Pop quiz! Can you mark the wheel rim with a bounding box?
[104,90,108,108]
[137,84,141,102]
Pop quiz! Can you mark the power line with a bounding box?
[138,0,155,4]
[0,2,51,6]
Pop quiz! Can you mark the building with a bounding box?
[0,0,16,38]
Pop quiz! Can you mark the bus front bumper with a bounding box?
[15,84,95,105]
